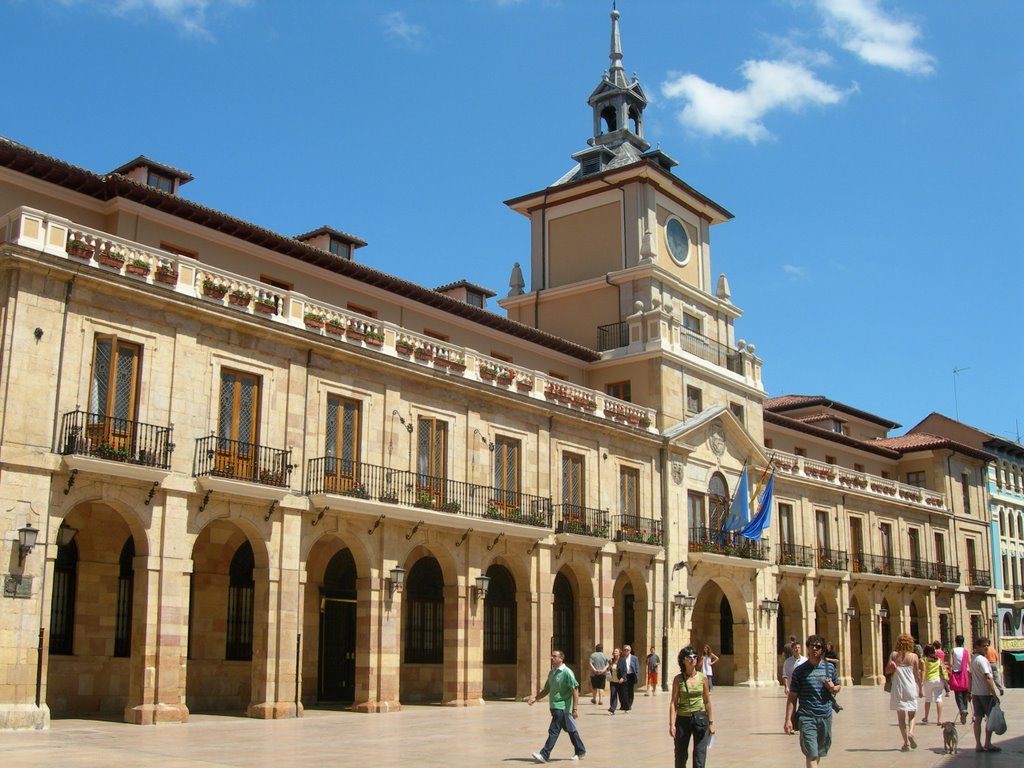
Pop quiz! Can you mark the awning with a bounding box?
[1009,652,1024,662]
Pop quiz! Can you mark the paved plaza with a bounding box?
[1,686,1019,767]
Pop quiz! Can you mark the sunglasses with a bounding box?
[807,643,824,650]
[684,653,698,659]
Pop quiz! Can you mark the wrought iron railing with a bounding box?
[680,329,743,374]
[968,568,992,587]
[933,563,960,583]
[816,548,849,571]
[687,527,769,561]
[850,553,936,579]
[193,435,292,487]
[778,543,814,567]
[614,515,663,545]
[597,321,629,351]
[305,457,552,529]
[553,504,610,538]
[58,409,173,469]
[1013,585,1024,600]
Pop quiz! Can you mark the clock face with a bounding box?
[666,218,690,265]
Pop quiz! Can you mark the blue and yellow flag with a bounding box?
[722,465,750,531]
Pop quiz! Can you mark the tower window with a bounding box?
[600,105,617,133]
[147,171,173,193]
[328,238,351,260]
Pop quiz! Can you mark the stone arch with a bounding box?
[612,568,650,660]
[777,582,805,656]
[690,576,751,685]
[847,589,871,684]
[482,561,518,699]
[813,585,839,649]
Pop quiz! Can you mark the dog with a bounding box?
[941,721,959,755]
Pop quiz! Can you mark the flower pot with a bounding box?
[126,264,150,277]
[413,348,432,361]
[228,293,252,307]
[346,330,365,342]
[496,375,514,386]
[396,343,414,355]
[253,300,275,314]
[481,370,496,381]
[516,382,532,391]
[68,244,93,259]
[203,284,227,299]
[304,318,324,329]
[97,254,125,269]
[155,271,178,285]
[365,336,383,347]
[325,322,345,335]
[447,362,466,373]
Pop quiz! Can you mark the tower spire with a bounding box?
[608,5,628,88]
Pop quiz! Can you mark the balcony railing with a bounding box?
[688,527,770,561]
[968,568,992,587]
[193,435,292,487]
[934,563,960,583]
[817,548,849,571]
[553,504,610,538]
[1013,585,1024,600]
[58,409,173,469]
[680,329,744,374]
[778,543,814,567]
[614,515,663,545]
[767,449,947,512]
[305,458,552,529]
[597,321,629,352]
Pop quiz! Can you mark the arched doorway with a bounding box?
[553,571,575,664]
[691,580,749,685]
[849,593,867,684]
[483,563,517,699]
[318,548,356,702]
[880,598,892,663]
[402,556,445,703]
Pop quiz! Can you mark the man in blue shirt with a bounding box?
[528,650,586,762]
[784,634,841,768]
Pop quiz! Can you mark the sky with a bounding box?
[3,0,1022,440]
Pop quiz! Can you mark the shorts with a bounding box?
[972,694,995,720]
[798,714,833,760]
[647,671,659,686]
[590,675,606,690]
[922,679,945,703]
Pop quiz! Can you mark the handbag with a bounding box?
[988,703,1007,736]
[884,674,893,693]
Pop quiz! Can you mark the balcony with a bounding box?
[597,321,630,352]
[613,515,663,546]
[1013,586,1024,601]
[58,409,173,475]
[778,543,815,567]
[597,320,744,375]
[934,563,961,583]
[193,435,293,489]
[968,568,993,588]
[767,449,947,512]
[554,504,610,539]
[850,553,944,581]
[816,548,849,571]
[305,458,553,530]
[688,527,770,562]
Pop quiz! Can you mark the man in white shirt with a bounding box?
[782,641,808,695]
[969,637,1002,753]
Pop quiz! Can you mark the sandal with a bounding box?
[909,735,917,750]
[901,745,910,752]
[985,746,1002,752]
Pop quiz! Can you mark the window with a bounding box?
[969,614,982,645]
[794,447,807,458]
[825,455,836,465]
[687,492,705,534]
[490,351,513,363]
[779,503,794,546]
[226,542,254,661]
[423,329,449,342]
[682,313,702,334]
[879,522,893,560]
[417,418,448,494]
[465,292,484,308]
[90,335,141,451]
[729,402,745,425]
[619,466,639,528]
[686,386,702,414]
[328,238,351,260]
[850,517,864,555]
[881,470,891,479]
[966,538,978,580]
[934,531,946,564]
[48,539,78,655]
[708,473,728,530]
[562,452,585,510]
[405,558,444,664]
[764,438,773,450]
[260,274,292,291]
[961,471,971,514]
[324,396,360,492]
[347,303,377,319]
[217,369,261,478]
[493,436,521,505]
[905,471,925,488]
[483,565,516,664]
[854,463,864,473]
[114,538,134,658]
[908,528,921,563]
[147,171,173,193]
[607,381,632,402]
[815,510,830,550]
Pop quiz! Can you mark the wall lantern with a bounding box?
[388,565,406,595]
[878,607,889,620]
[673,592,696,613]
[474,574,491,600]
[760,597,781,614]
[17,523,38,565]
[56,523,78,547]
[845,606,857,620]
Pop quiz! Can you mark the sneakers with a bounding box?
[532,752,548,763]
[571,754,586,761]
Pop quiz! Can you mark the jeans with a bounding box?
[609,682,622,712]
[953,689,969,718]
[674,714,710,768]
[540,708,586,759]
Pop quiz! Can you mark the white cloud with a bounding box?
[661,60,847,143]
[783,264,807,278]
[816,0,935,75]
[381,11,427,50]
[53,0,250,39]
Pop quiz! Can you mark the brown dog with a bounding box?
[941,721,959,755]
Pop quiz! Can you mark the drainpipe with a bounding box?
[659,443,671,691]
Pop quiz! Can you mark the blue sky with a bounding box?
[4,0,1022,440]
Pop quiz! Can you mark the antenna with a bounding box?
[952,366,970,420]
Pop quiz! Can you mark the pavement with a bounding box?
[0,686,1019,767]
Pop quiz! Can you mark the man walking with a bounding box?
[528,650,586,762]
[969,637,1002,753]
[782,641,808,695]
[618,644,641,712]
[948,635,970,724]
[645,646,661,696]
[784,634,841,768]
[589,643,609,706]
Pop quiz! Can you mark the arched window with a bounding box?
[600,105,618,134]
[552,572,575,664]
[114,537,135,657]
[49,539,78,655]
[483,564,516,664]
[1004,614,1013,635]
[628,106,642,135]
[405,557,444,664]
[226,541,254,661]
[719,596,734,654]
[708,473,729,530]
[323,548,356,599]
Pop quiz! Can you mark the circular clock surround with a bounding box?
[666,217,690,265]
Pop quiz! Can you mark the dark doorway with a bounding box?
[318,549,356,702]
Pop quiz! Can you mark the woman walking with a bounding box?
[669,645,715,768]
[887,633,922,751]
[700,645,720,690]
[608,647,623,714]
[920,644,946,725]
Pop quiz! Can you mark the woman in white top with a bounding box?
[700,645,720,690]
[887,632,922,751]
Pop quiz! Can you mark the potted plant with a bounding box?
[414,487,435,508]
[93,440,129,462]
[515,374,534,391]
[480,363,505,381]
[253,296,276,314]
[154,262,178,285]
[495,369,514,386]
[258,468,284,486]
[378,491,400,504]
[324,317,345,335]
[303,311,325,329]
[97,248,126,269]
[202,278,227,299]
[446,355,466,373]
[363,329,384,347]
[67,238,94,259]
[413,345,433,361]
[638,415,652,428]
[395,338,415,355]
[229,288,252,307]
[440,500,461,513]
[124,256,151,276]
[345,321,365,341]
[341,483,370,499]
